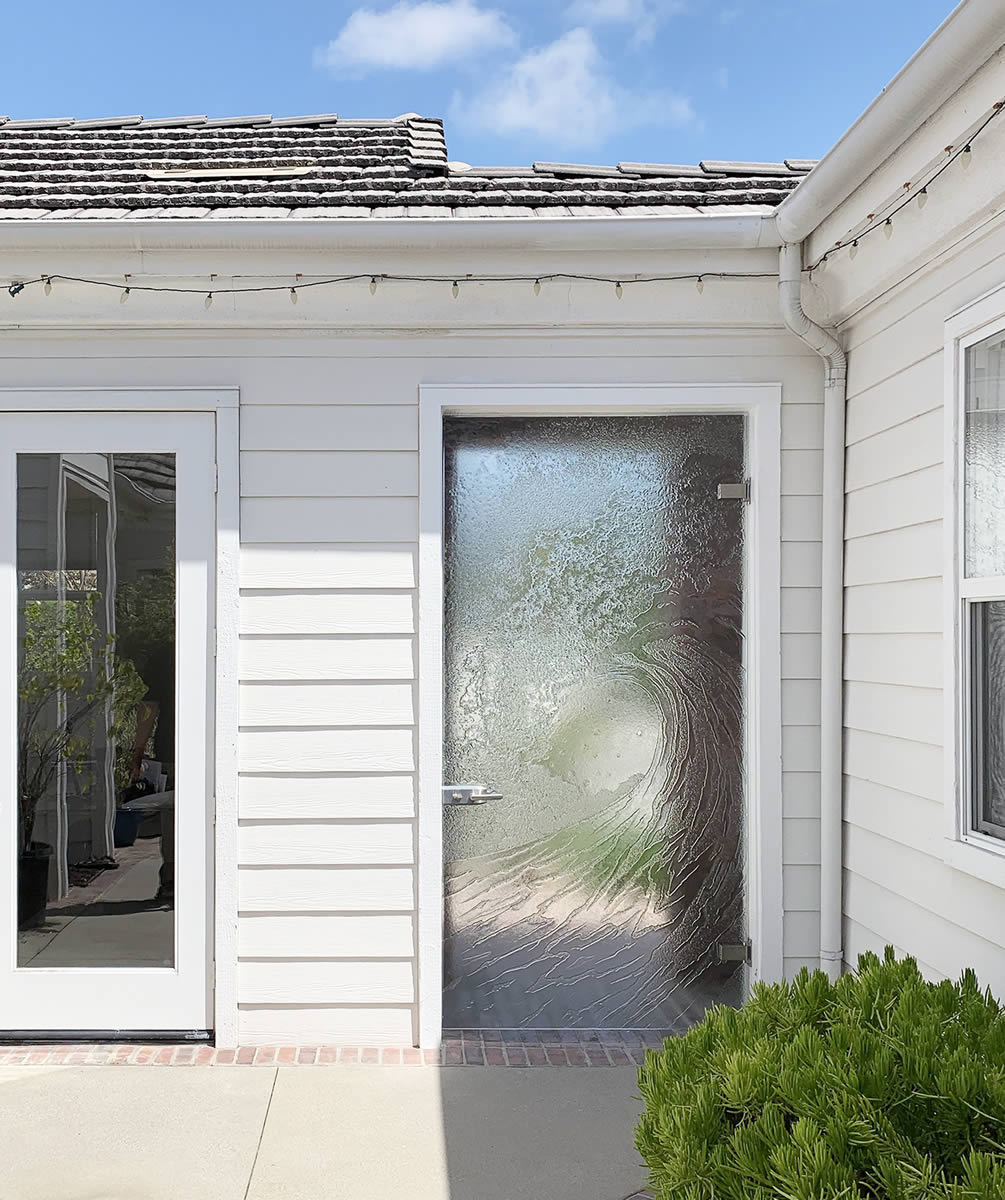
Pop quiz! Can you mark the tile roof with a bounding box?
[0,113,814,219]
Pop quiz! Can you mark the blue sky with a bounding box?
[4,1,957,166]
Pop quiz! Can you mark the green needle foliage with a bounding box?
[636,949,1005,1199]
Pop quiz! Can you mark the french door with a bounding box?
[0,412,215,1033]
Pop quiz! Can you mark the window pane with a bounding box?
[971,600,1005,841]
[965,331,1005,577]
[16,453,177,967]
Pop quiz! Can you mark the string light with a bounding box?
[8,282,24,298]
[289,287,298,304]
[204,292,213,309]
[533,278,541,296]
[120,287,130,303]
[451,280,459,299]
[43,276,52,296]
[369,276,378,295]
[696,276,704,294]
[849,240,859,259]
[615,281,623,298]
[804,98,1003,274]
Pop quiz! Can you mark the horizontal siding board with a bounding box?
[783,910,820,958]
[238,913,415,959]
[781,634,820,680]
[783,772,821,818]
[781,588,821,633]
[783,865,820,912]
[238,866,415,912]
[844,681,942,745]
[240,637,415,682]
[844,410,943,491]
[241,593,414,635]
[844,728,942,801]
[780,404,824,450]
[782,542,822,587]
[781,450,823,496]
[844,466,942,538]
[782,726,820,773]
[844,867,1005,993]
[239,682,415,727]
[845,353,941,444]
[238,961,415,1005]
[240,728,414,773]
[242,497,417,543]
[239,774,415,820]
[238,1007,414,1047]
[843,633,942,688]
[842,915,945,982]
[241,452,417,498]
[783,817,821,866]
[782,679,821,726]
[240,545,417,590]
[844,779,942,858]
[241,405,417,452]
[782,496,822,542]
[844,523,942,586]
[844,579,941,634]
[238,821,415,866]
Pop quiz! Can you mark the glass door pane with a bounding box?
[442,415,747,1031]
[17,454,177,968]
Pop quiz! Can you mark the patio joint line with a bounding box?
[243,1067,279,1200]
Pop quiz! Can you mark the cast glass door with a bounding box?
[442,415,747,1031]
[0,412,215,1033]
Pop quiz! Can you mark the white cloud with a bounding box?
[315,0,516,77]
[564,0,687,45]
[451,28,695,149]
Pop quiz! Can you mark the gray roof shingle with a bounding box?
[0,113,814,219]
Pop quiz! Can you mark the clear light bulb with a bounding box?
[43,278,52,296]
[204,292,213,309]
[369,277,377,296]
[884,218,894,239]
[962,145,973,168]
[120,288,130,304]
[290,287,298,304]
[533,279,541,296]
[451,281,459,299]
[849,241,859,260]
[918,187,928,208]
[696,276,704,294]
[615,281,623,299]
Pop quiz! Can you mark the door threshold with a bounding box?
[0,1030,212,1045]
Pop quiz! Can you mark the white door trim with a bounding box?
[0,387,239,1044]
[417,383,783,1048]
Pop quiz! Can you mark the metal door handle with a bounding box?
[442,785,503,806]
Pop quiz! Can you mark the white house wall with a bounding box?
[1,263,823,1043]
[808,51,1005,994]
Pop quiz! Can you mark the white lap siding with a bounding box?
[838,221,1005,995]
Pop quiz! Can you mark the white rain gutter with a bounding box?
[0,212,781,254]
[777,244,846,981]
[775,0,1005,244]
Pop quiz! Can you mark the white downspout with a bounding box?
[777,242,847,981]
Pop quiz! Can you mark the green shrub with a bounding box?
[636,949,1005,1199]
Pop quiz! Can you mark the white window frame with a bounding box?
[0,387,240,1045]
[944,288,1005,888]
[416,383,783,1048]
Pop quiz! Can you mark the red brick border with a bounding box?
[0,1030,667,1066]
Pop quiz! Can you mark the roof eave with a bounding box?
[776,0,1005,245]
[0,213,783,254]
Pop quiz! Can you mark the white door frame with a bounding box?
[417,384,783,1048]
[0,388,239,1044]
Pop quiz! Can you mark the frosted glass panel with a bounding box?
[442,416,746,1029]
[965,332,1005,578]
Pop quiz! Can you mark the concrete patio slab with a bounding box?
[248,1064,647,1200]
[0,1066,274,1200]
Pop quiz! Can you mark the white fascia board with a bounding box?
[0,213,781,254]
[775,0,1005,245]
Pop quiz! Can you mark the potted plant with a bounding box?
[17,594,144,927]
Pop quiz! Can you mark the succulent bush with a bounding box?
[636,949,1005,1199]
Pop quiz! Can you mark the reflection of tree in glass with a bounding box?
[17,596,145,853]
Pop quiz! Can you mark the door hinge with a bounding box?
[717,480,751,502]
[717,940,752,966]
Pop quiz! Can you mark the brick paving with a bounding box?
[0,1029,670,1067]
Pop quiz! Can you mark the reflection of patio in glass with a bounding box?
[16,452,177,969]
